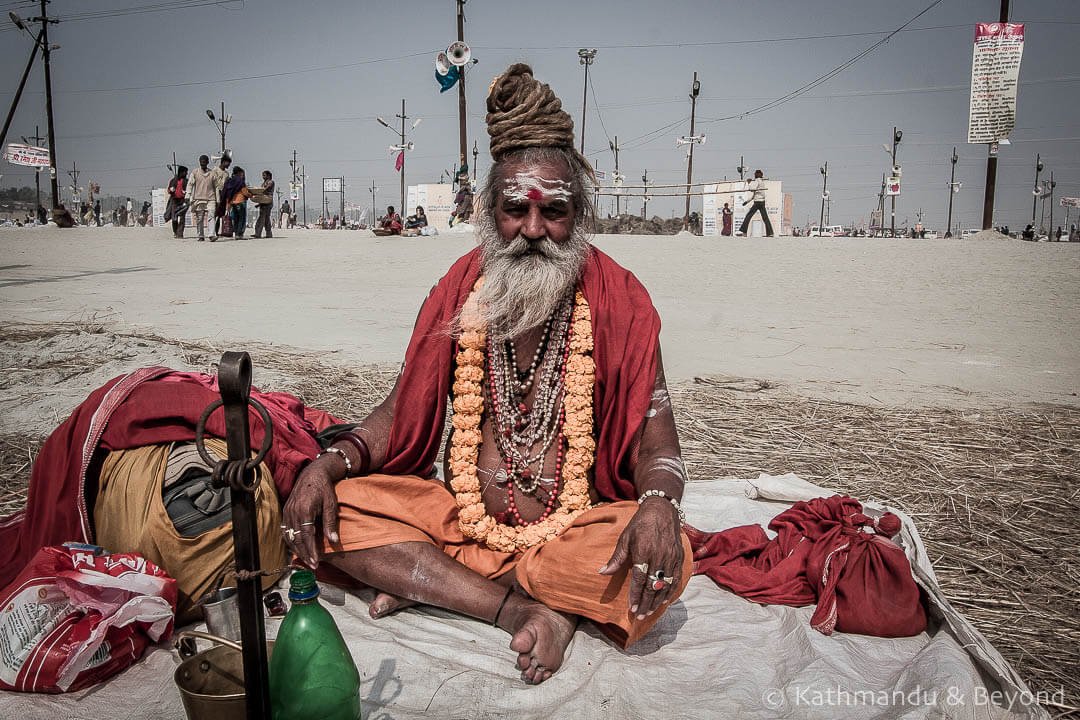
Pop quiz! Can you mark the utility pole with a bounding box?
[290,149,297,192]
[819,161,828,233]
[577,49,597,153]
[890,126,902,238]
[878,173,886,236]
[369,180,377,227]
[1049,171,1056,238]
[301,164,307,226]
[1031,152,1043,226]
[737,156,745,180]
[684,72,700,230]
[981,0,1010,230]
[39,0,59,209]
[456,0,468,169]
[219,101,226,153]
[472,139,478,184]
[398,98,406,213]
[947,147,959,237]
[609,135,620,216]
[24,126,46,213]
[641,169,649,219]
[67,160,79,208]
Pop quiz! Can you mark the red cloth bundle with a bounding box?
[686,495,926,638]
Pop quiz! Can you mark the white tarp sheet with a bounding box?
[0,474,1048,719]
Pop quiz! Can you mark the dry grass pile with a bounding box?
[675,376,1080,716]
[0,326,1076,714]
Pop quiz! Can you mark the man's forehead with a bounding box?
[501,171,572,203]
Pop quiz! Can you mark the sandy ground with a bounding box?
[1,225,1078,434]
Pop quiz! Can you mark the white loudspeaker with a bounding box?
[435,52,451,75]
[447,41,471,66]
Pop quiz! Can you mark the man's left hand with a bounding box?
[598,498,684,620]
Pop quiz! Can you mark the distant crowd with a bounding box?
[166,152,283,240]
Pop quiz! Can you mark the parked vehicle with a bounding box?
[961,228,980,239]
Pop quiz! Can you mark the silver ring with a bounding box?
[633,562,649,575]
[300,522,315,527]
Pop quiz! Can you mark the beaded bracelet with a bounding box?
[333,430,371,476]
[637,489,686,525]
[317,447,352,478]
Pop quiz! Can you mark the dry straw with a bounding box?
[0,323,1076,715]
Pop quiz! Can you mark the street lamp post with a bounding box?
[472,139,478,185]
[377,100,420,214]
[609,136,620,217]
[1049,171,1056,239]
[884,127,902,237]
[206,102,231,155]
[946,147,960,237]
[819,162,828,234]
[1031,153,1043,227]
[577,49,597,154]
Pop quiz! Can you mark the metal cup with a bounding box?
[201,586,241,642]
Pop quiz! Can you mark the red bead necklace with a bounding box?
[491,316,574,526]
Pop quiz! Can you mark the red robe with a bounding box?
[381,244,661,503]
[0,367,339,590]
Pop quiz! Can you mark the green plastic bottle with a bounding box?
[269,570,363,720]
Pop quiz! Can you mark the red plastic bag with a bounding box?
[0,545,176,693]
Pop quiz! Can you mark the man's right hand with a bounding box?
[281,461,341,569]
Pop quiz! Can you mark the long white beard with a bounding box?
[474,218,590,342]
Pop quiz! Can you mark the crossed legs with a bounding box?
[326,542,576,684]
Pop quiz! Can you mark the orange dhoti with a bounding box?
[324,473,693,648]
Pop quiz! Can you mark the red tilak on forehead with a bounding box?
[527,188,543,200]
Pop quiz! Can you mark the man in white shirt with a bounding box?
[737,169,774,237]
[186,155,217,241]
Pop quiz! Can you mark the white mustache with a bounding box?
[499,234,559,259]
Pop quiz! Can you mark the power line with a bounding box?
[470,20,1079,52]
[14,50,437,94]
[700,0,949,124]
[587,71,612,147]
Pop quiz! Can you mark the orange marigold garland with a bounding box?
[452,280,595,552]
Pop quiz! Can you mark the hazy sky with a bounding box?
[1,0,1077,231]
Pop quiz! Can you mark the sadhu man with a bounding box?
[283,64,692,685]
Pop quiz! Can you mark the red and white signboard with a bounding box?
[967,23,1024,144]
[1061,197,1080,208]
[3,143,50,168]
[886,178,901,197]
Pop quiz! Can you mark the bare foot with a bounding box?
[369,591,417,619]
[499,595,577,684]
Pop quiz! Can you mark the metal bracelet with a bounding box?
[318,446,352,477]
[637,489,686,525]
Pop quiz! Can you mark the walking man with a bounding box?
[187,155,217,241]
[211,153,232,240]
[736,170,774,237]
[253,170,275,239]
[279,199,291,230]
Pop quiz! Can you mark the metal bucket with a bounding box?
[173,630,273,720]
